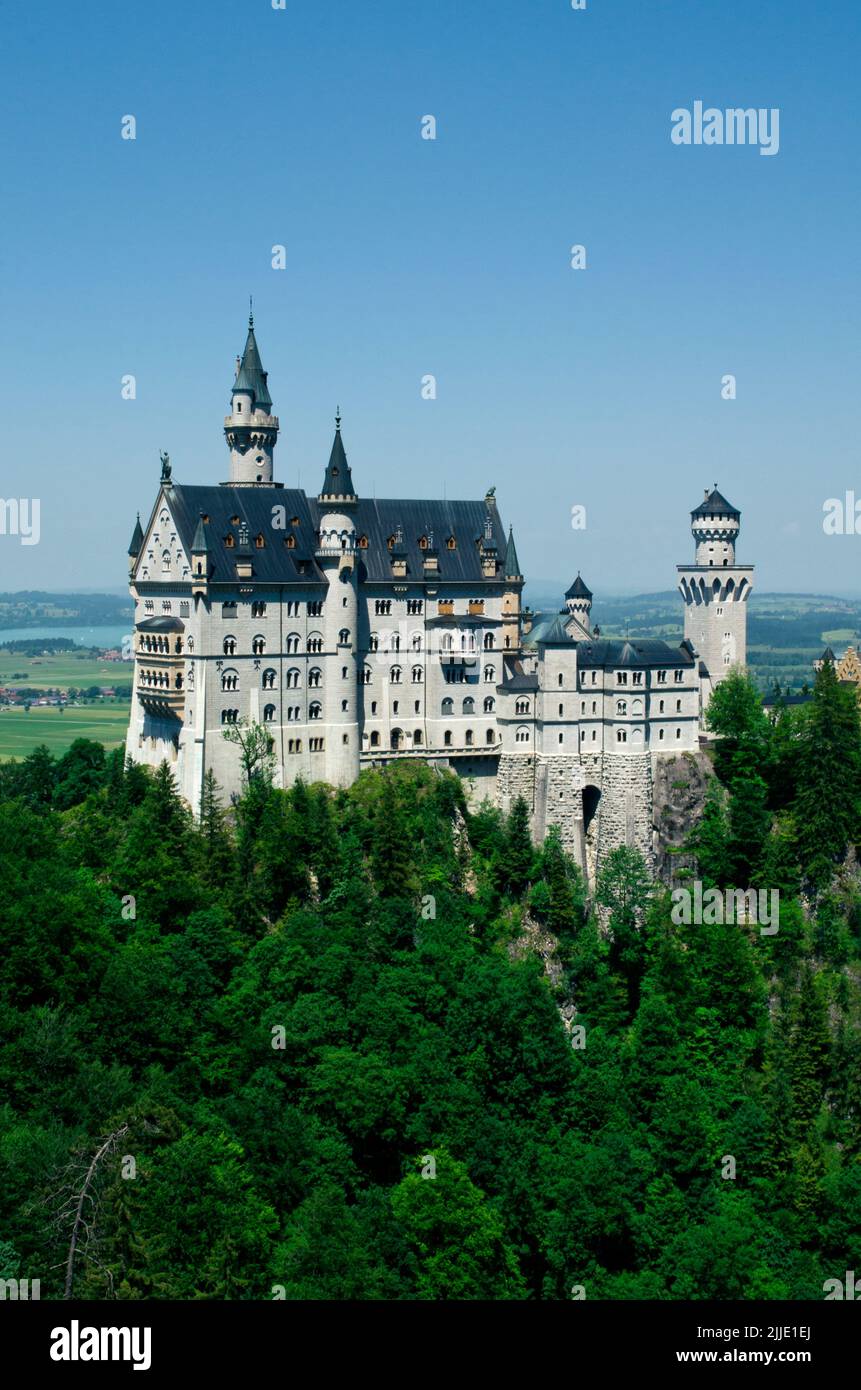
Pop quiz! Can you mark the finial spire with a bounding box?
[335,406,341,432]
[249,295,254,328]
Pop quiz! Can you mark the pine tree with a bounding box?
[793,659,861,890]
[685,779,730,888]
[497,796,534,897]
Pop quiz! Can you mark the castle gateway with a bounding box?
[125,314,753,880]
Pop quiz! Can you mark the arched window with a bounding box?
[252,601,267,618]
[390,666,402,683]
[308,667,322,688]
[486,728,495,744]
[339,628,350,645]
[442,697,454,716]
[617,729,627,743]
[515,726,530,743]
[411,666,423,683]
[461,632,475,653]
[161,549,171,573]
[484,665,495,683]
[441,633,454,653]
[444,730,452,747]
[484,696,495,713]
[414,729,423,745]
[370,730,380,747]
[223,636,236,656]
[309,701,322,720]
[361,666,372,685]
[463,696,475,714]
[221,669,238,692]
[221,708,239,725]
[515,698,530,715]
[262,668,276,690]
[286,668,300,689]
[616,699,627,716]
[369,633,379,652]
[411,632,422,651]
[307,632,323,654]
[286,633,300,654]
[483,632,493,650]
[465,729,474,746]
[252,635,266,656]
[263,704,276,723]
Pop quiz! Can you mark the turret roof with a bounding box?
[319,413,357,501]
[504,525,522,578]
[232,314,272,411]
[565,572,592,600]
[128,513,144,556]
[692,487,740,519]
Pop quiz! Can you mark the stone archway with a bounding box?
[391,727,404,751]
[582,784,601,886]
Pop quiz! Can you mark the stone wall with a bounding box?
[651,749,714,885]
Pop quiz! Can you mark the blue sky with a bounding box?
[0,0,859,595]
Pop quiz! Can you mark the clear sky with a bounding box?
[0,0,858,595]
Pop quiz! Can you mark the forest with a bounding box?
[0,659,859,1300]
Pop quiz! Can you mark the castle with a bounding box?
[125,314,754,880]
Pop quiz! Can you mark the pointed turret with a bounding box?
[191,511,210,554]
[504,525,522,580]
[223,308,279,486]
[565,572,592,630]
[128,513,144,557]
[319,410,357,504]
[233,313,272,411]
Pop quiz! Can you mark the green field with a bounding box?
[0,650,131,690]
[0,704,130,760]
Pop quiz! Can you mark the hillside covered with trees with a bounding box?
[0,658,859,1300]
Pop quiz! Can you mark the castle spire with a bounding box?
[504,524,522,580]
[319,409,357,503]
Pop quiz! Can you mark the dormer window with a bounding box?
[291,516,300,527]
[358,534,369,549]
[230,515,240,525]
[446,536,456,550]
[255,534,265,549]
[418,535,428,550]
[225,535,235,548]
[285,535,296,549]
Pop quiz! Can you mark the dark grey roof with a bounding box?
[327,497,509,584]
[162,485,509,586]
[565,573,592,601]
[320,418,357,501]
[232,317,272,411]
[820,646,836,662]
[128,514,144,556]
[504,525,522,579]
[576,637,696,669]
[166,485,326,585]
[692,487,740,519]
[136,616,185,633]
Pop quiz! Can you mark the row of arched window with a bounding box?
[442,696,495,714]
[222,668,325,692]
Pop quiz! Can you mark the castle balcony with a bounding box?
[135,682,185,720]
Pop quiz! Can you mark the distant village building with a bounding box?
[125,313,754,878]
[814,644,861,699]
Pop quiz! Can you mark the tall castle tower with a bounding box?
[223,310,280,485]
[677,487,754,712]
[316,412,361,787]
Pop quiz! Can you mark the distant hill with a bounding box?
[0,592,134,629]
[524,589,860,692]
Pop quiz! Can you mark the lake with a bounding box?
[0,625,131,650]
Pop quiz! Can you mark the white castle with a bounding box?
[125,314,753,880]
